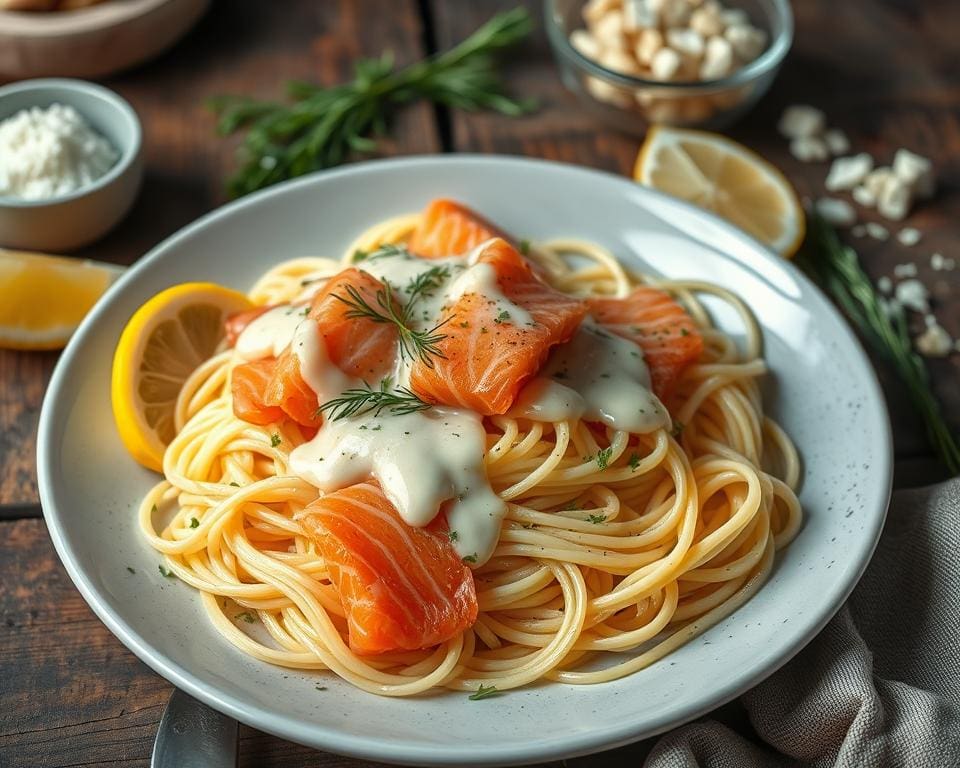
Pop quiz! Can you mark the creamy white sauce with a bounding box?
[445,261,534,327]
[290,406,505,563]
[235,305,304,360]
[291,320,356,402]
[512,322,670,433]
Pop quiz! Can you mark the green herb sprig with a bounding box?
[468,683,500,700]
[210,9,535,197]
[796,213,960,473]
[317,379,431,421]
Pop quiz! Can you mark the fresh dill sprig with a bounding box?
[404,265,451,308]
[595,446,613,470]
[209,9,535,197]
[317,379,431,421]
[796,212,960,473]
[333,279,448,367]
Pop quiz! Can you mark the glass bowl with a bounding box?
[544,0,793,133]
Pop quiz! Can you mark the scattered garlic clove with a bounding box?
[894,278,929,313]
[892,148,935,200]
[825,153,874,191]
[592,10,628,50]
[897,227,922,246]
[877,175,912,221]
[666,27,705,58]
[635,28,664,65]
[823,129,850,156]
[915,322,952,357]
[778,105,826,139]
[790,136,829,163]
[815,197,857,227]
[570,29,603,60]
[699,35,733,79]
[724,24,767,62]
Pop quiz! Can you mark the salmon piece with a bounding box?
[309,268,397,380]
[231,348,322,428]
[299,482,477,655]
[588,287,703,399]
[410,239,588,414]
[408,199,512,258]
[224,305,275,347]
[231,358,284,425]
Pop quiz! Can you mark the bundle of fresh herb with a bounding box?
[209,8,534,197]
[796,212,960,474]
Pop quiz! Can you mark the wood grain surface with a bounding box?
[1,0,958,765]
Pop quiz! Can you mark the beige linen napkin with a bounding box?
[646,479,960,768]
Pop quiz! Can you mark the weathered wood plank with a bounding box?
[430,0,960,468]
[0,0,441,506]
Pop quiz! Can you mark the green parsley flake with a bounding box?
[352,249,369,263]
[126,566,136,574]
[671,421,685,438]
[270,433,282,447]
[469,684,501,701]
[628,452,641,471]
[158,564,175,578]
[189,518,200,529]
[235,611,256,624]
[596,447,613,470]
[315,685,327,691]
[519,239,531,255]
[680,327,690,336]
[494,309,511,324]
[585,514,606,524]
[229,482,240,487]
[448,530,459,542]
[463,553,478,564]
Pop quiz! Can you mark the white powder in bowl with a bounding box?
[0,103,119,201]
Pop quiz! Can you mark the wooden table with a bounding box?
[2,1,957,765]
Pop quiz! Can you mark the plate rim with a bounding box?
[37,154,893,766]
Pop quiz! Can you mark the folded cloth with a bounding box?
[646,479,960,768]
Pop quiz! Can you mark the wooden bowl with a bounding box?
[0,0,211,79]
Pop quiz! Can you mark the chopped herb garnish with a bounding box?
[468,684,500,701]
[596,447,613,470]
[405,264,450,302]
[494,309,511,324]
[480,326,488,334]
[315,685,327,691]
[126,566,136,574]
[189,518,200,529]
[229,481,240,487]
[270,433,282,447]
[300,306,311,317]
[448,530,460,542]
[459,321,470,328]
[585,514,606,524]
[235,611,256,624]
[463,553,478,564]
[519,239,531,255]
[563,501,580,511]
[599,373,610,379]
[628,452,640,471]
[371,424,382,431]
[300,277,320,286]
[317,378,431,420]
[158,564,175,578]
[680,327,690,336]
[553,370,568,380]
[671,421,685,438]
[150,504,158,515]
[333,278,449,367]
[351,249,369,263]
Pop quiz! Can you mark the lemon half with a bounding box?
[635,126,805,257]
[111,282,252,471]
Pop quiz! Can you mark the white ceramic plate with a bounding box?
[38,156,892,766]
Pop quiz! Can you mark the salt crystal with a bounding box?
[877,276,892,294]
[877,176,912,221]
[851,225,867,238]
[893,263,917,278]
[894,278,929,312]
[897,227,922,246]
[931,253,945,270]
[852,186,876,207]
[865,222,889,241]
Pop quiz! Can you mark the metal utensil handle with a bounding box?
[151,688,238,768]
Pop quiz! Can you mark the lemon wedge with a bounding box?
[634,126,805,257]
[0,249,124,350]
[111,282,252,471]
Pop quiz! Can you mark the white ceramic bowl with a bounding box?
[0,0,210,79]
[37,156,892,766]
[0,78,142,251]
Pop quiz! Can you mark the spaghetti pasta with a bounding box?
[139,212,801,696]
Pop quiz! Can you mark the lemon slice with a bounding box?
[111,282,253,471]
[0,249,124,350]
[634,126,805,257]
